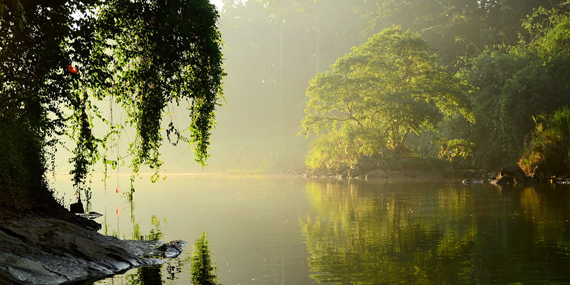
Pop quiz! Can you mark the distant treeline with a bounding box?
[215,0,570,172]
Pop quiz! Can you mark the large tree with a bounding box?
[300,27,473,168]
[0,0,224,211]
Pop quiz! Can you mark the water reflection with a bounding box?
[97,201,176,285]
[84,175,315,285]
[97,199,221,284]
[191,233,219,285]
[125,214,169,285]
[52,175,570,284]
[301,180,570,284]
[126,265,163,285]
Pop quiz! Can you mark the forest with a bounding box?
[212,0,570,176]
[2,0,570,283]
[1,0,570,210]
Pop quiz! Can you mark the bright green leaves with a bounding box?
[1,0,224,202]
[519,106,570,176]
[463,7,570,168]
[521,6,570,59]
[301,27,472,166]
[92,0,224,175]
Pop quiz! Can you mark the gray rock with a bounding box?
[76,211,103,220]
[365,169,387,180]
[356,156,380,172]
[491,165,527,185]
[462,179,490,184]
[348,168,364,178]
[491,175,513,185]
[0,217,186,284]
[499,165,526,179]
[336,165,349,175]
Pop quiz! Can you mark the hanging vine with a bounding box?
[0,0,225,206]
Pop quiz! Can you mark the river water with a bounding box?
[52,174,570,284]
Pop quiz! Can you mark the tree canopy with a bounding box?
[0,0,224,207]
[301,27,472,168]
[458,6,570,168]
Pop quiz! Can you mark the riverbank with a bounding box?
[0,211,186,284]
[291,155,493,180]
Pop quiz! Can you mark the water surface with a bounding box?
[53,175,570,284]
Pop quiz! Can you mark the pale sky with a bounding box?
[211,0,224,11]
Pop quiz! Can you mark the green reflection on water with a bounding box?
[191,232,219,285]
[126,214,168,285]
[99,199,219,285]
[301,180,570,284]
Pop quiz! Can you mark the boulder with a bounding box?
[348,168,364,178]
[499,165,526,179]
[491,165,526,185]
[365,169,387,180]
[356,156,380,172]
[492,175,514,185]
[0,216,187,284]
[336,165,349,176]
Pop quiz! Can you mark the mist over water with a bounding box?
[5,0,570,284]
[50,175,570,284]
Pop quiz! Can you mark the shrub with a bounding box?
[519,106,570,177]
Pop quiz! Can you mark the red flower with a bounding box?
[67,65,78,74]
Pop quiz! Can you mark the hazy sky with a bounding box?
[211,0,224,10]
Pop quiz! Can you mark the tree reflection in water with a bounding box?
[300,180,570,284]
[101,209,219,284]
[126,215,167,285]
[98,195,222,285]
[191,232,219,285]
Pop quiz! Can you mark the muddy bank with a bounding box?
[0,215,186,284]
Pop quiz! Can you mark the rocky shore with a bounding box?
[288,155,476,180]
[0,214,186,285]
[288,156,570,186]
[462,164,570,186]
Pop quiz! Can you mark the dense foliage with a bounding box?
[459,6,570,168]
[155,0,570,174]
[519,107,570,177]
[301,27,473,168]
[297,1,570,171]
[358,0,567,69]
[0,0,224,207]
